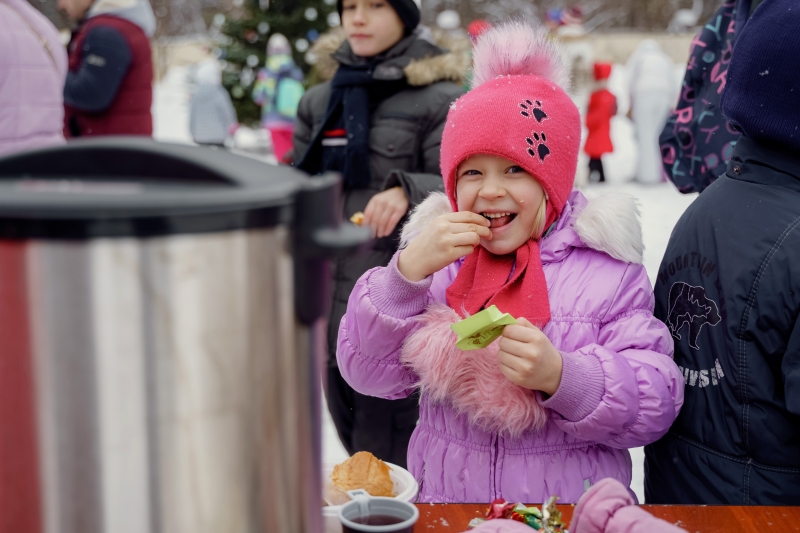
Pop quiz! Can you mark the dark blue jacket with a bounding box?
[644,136,800,504]
[659,0,759,193]
[64,25,131,114]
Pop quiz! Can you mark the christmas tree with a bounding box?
[217,0,339,125]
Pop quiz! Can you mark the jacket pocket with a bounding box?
[369,123,419,180]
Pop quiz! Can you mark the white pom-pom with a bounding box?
[470,20,571,92]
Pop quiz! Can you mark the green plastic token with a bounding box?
[450,305,518,350]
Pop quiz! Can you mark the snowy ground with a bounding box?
[154,65,697,503]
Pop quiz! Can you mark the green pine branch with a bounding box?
[218,0,337,125]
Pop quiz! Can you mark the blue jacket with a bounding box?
[659,0,759,193]
[645,136,800,504]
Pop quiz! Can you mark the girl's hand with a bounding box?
[397,212,492,282]
[498,317,563,396]
[363,187,409,238]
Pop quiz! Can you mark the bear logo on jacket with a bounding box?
[666,282,721,349]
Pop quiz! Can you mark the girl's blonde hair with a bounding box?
[531,194,548,240]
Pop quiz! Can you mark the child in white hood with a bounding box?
[189,58,238,147]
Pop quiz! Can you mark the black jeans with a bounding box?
[326,365,418,468]
[589,158,606,183]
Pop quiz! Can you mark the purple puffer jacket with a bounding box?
[0,0,67,157]
[338,190,684,504]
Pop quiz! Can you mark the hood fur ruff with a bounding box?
[401,191,644,264]
[310,27,469,87]
[400,304,548,437]
[571,192,644,264]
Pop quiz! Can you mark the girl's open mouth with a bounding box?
[481,212,516,229]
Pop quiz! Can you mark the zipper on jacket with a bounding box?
[744,458,752,505]
[491,434,500,499]
[415,465,425,503]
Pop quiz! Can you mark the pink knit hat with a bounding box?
[440,21,581,219]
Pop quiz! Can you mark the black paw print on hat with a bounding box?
[519,99,548,123]
[526,132,550,162]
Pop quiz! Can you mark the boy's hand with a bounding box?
[497,317,563,396]
[363,187,409,238]
[397,212,492,282]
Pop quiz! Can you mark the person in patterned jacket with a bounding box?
[658,0,762,193]
[252,33,305,162]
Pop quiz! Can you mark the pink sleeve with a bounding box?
[540,264,685,448]
[571,478,686,533]
[337,252,457,399]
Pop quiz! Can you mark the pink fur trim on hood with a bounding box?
[400,304,548,437]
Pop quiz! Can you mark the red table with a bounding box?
[415,504,800,532]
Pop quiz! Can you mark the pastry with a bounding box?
[350,212,365,226]
[330,451,394,497]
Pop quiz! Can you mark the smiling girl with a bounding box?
[336,21,684,503]
[292,0,465,468]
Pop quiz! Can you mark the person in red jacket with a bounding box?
[58,0,155,137]
[584,62,616,183]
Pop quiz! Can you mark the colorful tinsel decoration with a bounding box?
[467,496,567,532]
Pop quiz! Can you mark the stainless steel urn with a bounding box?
[0,138,367,533]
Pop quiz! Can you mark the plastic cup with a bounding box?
[338,492,419,533]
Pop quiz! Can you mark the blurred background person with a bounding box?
[659,0,763,193]
[252,33,304,163]
[59,0,155,137]
[0,0,67,157]
[292,0,465,468]
[584,62,616,183]
[558,4,585,36]
[466,18,491,42]
[627,39,675,184]
[544,7,564,33]
[189,57,238,147]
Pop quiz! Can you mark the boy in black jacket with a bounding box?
[645,0,800,504]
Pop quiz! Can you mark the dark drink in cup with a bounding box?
[342,513,413,533]
[338,495,418,532]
